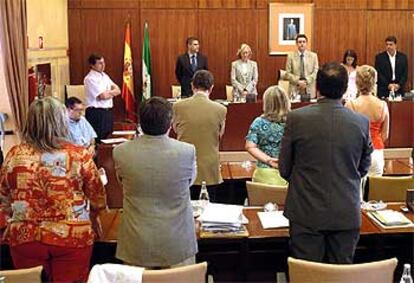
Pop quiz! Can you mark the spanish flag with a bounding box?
[121,22,137,122]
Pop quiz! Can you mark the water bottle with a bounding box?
[400,264,413,283]
[199,181,210,209]
[389,90,395,101]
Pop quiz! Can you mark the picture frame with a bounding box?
[269,3,314,55]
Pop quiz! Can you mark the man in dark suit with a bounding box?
[175,36,208,98]
[374,35,408,99]
[279,62,373,264]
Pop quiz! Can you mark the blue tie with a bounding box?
[191,54,197,72]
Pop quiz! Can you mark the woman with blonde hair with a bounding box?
[0,97,106,282]
[231,43,258,102]
[245,85,291,185]
[345,65,389,176]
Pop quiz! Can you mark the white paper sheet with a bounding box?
[100,137,128,144]
[257,211,289,229]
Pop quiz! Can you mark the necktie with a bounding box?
[191,54,197,72]
[300,53,305,79]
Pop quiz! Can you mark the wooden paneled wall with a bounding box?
[68,0,414,120]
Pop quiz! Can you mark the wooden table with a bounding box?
[92,203,414,281]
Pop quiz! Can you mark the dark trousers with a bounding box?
[85,107,113,142]
[289,221,360,264]
[190,184,219,202]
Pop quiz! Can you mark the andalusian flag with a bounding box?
[142,22,152,101]
[121,22,137,122]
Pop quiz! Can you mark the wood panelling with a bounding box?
[68,8,83,84]
[69,0,414,113]
[256,9,286,94]
[141,0,196,9]
[198,0,256,9]
[80,0,139,9]
[314,0,367,9]
[198,9,258,99]
[366,11,413,90]
[368,0,414,10]
[140,9,197,97]
[314,10,367,65]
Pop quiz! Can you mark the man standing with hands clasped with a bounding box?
[279,62,373,264]
[175,37,208,98]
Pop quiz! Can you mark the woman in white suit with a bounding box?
[231,43,258,102]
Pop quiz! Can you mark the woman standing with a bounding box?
[245,86,290,185]
[345,65,389,176]
[231,43,258,102]
[342,49,358,101]
[0,97,106,282]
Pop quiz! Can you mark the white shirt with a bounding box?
[387,51,396,81]
[84,69,116,108]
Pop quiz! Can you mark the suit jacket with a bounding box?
[173,92,227,185]
[284,50,319,98]
[175,53,208,97]
[374,51,408,98]
[231,59,258,98]
[113,135,197,267]
[279,99,373,231]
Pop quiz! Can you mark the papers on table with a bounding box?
[100,137,128,144]
[198,203,247,233]
[257,211,289,229]
[367,209,414,229]
[112,130,136,136]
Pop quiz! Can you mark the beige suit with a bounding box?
[231,59,258,99]
[113,135,197,267]
[173,92,227,185]
[284,50,319,98]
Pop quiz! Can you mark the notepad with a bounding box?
[367,210,414,229]
[100,138,128,144]
[257,211,289,229]
[112,130,136,135]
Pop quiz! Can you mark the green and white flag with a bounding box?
[142,22,152,101]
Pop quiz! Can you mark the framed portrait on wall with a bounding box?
[269,3,314,55]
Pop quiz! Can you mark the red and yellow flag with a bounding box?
[121,22,137,122]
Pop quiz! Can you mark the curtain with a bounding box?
[0,0,28,134]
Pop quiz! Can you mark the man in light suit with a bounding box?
[175,36,208,98]
[283,34,319,98]
[279,62,373,263]
[374,35,408,99]
[113,97,197,267]
[173,70,227,200]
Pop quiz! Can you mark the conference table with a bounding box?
[94,203,414,281]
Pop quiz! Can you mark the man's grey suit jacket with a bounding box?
[279,99,373,231]
[113,134,197,267]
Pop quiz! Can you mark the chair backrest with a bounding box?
[368,176,414,202]
[171,85,181,98]
[0,266,42,283]
[142,262,207,283]
[288,257,397,283]
[246,181,288,206]
[226,85,233,102]
[278,79,290,94]
[65,85,86,102]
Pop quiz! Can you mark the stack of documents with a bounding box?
[257,211,289,229]
[198,203,246,233]
[367,209,414,229]
[100,137,128,144]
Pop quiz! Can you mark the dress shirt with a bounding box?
[84,69,116,108]
[68,116,97,147]
[387,52,396,81]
